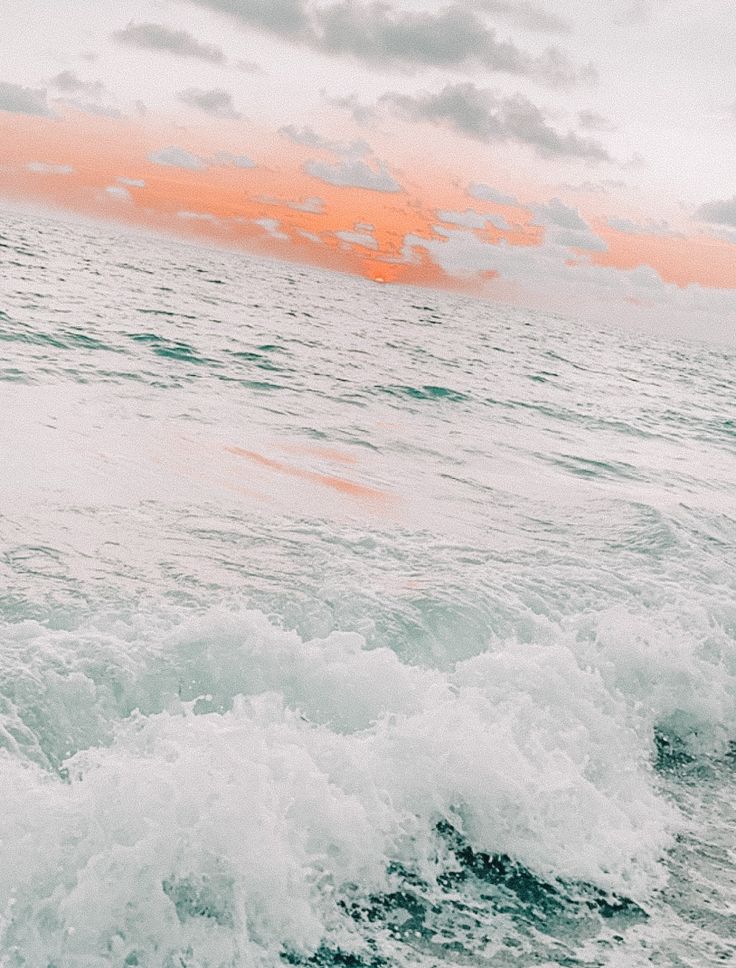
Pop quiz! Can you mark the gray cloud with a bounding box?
[378,83,610,160]
[177,87,241,119]
[149,146,208,170]
[533,198,607,250]
[279,123,369,156]
[533,197,587,229]
[118,177,145,188]
[184,0,593,88]
[49,71,105,97]
[469,182,519,205]
[214,151,256,168]
[694,196,736,228]
[112,22,226,63]
[304,157,401,192]
[472,0,571,34]
[556,178,626,195]
[0,81,51,117]
[236,58,263,72]
[578,109,616,132]
[438,208,512,230]
[186,0,310,38]
[322,91,378,126]
[60,99,123,119]
[606,216,678,236]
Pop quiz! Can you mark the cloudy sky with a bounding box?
[2,0,736,333]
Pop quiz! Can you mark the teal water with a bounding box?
[0,210,735,966]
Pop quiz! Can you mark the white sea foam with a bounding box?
[5,601,734,963]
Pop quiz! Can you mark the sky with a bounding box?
[2,0,736,336]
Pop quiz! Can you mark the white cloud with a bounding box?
[335,228,379,249]
[105,185,131,201]
[403,225,736,339]
[177,210,219,222]
[118,177,145,188]
[298,229,323,243]
[254,217,288,240]
[26,162,74,175]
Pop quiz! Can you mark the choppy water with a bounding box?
[0,209,735,967]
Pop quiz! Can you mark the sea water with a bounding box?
[0,209,734,967]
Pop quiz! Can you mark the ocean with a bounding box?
[0,209,735,967]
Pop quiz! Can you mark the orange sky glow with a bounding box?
[3,108,736,300]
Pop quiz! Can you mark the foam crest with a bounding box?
[0,607,695,964]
